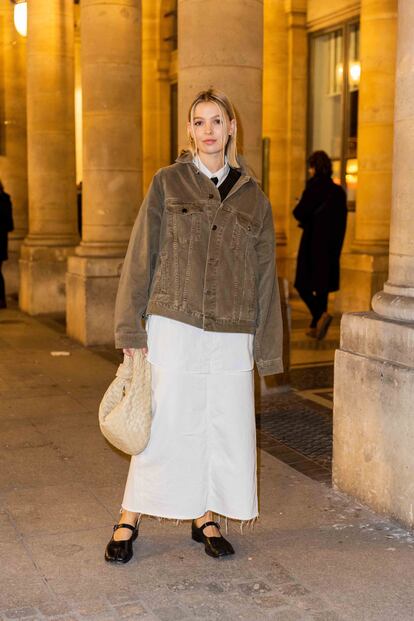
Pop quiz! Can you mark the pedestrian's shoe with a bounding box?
[104,522,138,564]
[191,520,235,558]
[316,312,332,341]
[306,327,317,338]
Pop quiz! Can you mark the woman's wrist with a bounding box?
[123,347,148,357]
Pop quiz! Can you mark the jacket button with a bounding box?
[208,193,214,199]
[182,208,188,213]
[212,224,217,231]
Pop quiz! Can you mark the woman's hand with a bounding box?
[123,347,148,357]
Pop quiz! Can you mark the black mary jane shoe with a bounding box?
[191,520,235,558]
[104,522,138,564]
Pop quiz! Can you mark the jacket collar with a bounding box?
[193,154,230,186]
[176,150,250,177]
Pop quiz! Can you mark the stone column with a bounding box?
[0,2,28,296]
[178,0,263,178]
[354,0,397,253]
[66,0,142,346]
[263,0,288,274]
[334,0,414,529]
[371,3,414,323]
[284,0,307,284]
[74,4,82,186]
[338,0,397,312]
[19,0,77,314]
[142,0,165,190]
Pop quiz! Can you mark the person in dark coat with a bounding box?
[293,151,347,339]
[0,180,14,309]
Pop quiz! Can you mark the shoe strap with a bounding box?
[199,521,220,532]
[113,523,137,532]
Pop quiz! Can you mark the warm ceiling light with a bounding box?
[349,61,361,87]
[12,1,27,38]
[346,158,358,175]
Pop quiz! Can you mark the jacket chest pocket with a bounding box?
[166,201,204,243]
[230,212,260,252]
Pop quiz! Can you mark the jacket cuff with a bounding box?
[114,332,148,350]
[256,357,284,377]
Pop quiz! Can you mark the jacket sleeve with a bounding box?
[253,201,284,377]
[293,183,317,225]
[114,172,163,349]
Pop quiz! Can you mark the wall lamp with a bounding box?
[10,0,27,38]
[10,1,80,38]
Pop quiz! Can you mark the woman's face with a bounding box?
[188,101,234,159]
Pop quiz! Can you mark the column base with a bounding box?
[334,312,414,529]
[334,252,389,313]
[372,286,414,322]
[19,244,76,314]
[66,255,124,346]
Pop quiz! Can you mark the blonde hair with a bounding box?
[187,88,239,168]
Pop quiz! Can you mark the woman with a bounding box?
[0,181,14,309]
[105,89,283,563]
[293,151,347,340]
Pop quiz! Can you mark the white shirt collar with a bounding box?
[193,155,230,187]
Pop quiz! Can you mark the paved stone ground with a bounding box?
[1,307,414,621]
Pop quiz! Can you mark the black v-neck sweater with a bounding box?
[218,168,242,201]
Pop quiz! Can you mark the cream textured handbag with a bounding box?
[99,350,152,455]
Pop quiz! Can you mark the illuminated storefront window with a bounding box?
[309,22,360,206]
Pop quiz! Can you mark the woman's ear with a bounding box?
[229,118,236,136]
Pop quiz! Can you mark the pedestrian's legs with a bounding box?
[0,262,6,308]
[314,291,332,340]
[296,288,318,327]
[312,291,329,326]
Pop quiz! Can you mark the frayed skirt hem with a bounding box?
[120,507,259,533]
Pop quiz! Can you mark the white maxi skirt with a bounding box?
[121,316,258,521]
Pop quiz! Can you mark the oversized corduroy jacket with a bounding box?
[114,152,283,377]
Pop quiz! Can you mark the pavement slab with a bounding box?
[1,307,414,620]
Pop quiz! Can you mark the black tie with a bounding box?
[211,177,218,186]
